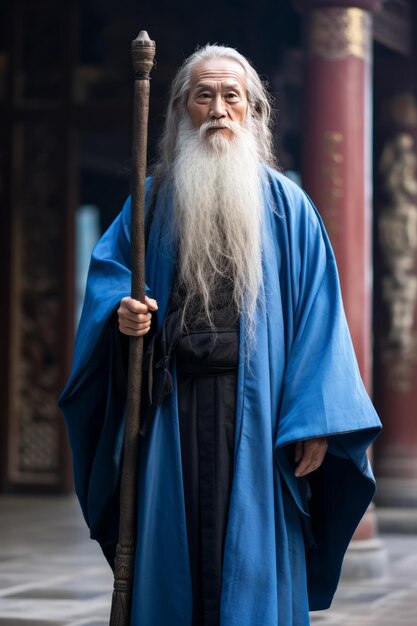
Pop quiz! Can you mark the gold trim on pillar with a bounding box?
[306,7,371,62]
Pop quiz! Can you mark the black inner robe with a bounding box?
[174,279,239,626]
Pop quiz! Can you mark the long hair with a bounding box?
[152,44,276,187]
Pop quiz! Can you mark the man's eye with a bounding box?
[197,92,211,100]
[226,93,239,100]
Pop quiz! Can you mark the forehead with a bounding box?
[189,57,246,89]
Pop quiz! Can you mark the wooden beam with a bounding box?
[374,0,413,56]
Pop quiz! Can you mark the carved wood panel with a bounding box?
[0,0,73,492]
[8,122,63,485]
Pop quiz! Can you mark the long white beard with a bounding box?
[171,116,265,343]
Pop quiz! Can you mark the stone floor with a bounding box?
[0,495,416,625]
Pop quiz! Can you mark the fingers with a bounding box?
[119,325,151,337]
[294,437,328,477]
[119,296,158,312]
[117,296,158,337]
[123,311,152,325]
[118,315,152,336]
[120,296,150,314]
[145,296,158,311]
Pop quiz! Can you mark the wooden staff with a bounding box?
[109,30,155,626]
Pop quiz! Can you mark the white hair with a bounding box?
[152,44,276,186]
[171,115,265,345]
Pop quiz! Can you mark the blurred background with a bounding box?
[0,0,417,622]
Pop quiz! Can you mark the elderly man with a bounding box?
[59,45,381,626]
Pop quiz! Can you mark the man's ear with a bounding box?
[245,101,256,119]
[252,101,262,117]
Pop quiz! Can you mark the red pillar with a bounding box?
[294,0,387,577]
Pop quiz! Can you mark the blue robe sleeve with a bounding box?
[273,179,381,609]
[59,181,154,565]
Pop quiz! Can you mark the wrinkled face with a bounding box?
[186,57,248,140]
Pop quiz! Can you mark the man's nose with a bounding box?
[210,94,226,118]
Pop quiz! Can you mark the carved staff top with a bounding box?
[132,30,156,79]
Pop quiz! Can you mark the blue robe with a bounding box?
[59,167,382,626]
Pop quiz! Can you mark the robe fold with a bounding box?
[59,166,382,626]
